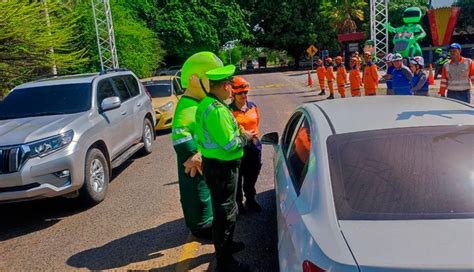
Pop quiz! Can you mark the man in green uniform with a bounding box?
[195,61,255,272]
[171,52,223,239]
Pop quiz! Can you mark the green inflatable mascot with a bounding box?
[171,52,225,239]
[385,7,426,58]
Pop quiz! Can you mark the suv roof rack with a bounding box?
[99,68,130,75]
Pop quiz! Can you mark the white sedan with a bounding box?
[262,96,474,272]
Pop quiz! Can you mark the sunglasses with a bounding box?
[235,91,248,96]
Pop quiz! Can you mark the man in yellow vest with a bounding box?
[195,61,255,272]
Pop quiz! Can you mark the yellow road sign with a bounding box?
[306,45,318,57]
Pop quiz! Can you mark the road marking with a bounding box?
[254,83,289,89]
[175,233,201,272]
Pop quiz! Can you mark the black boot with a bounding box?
[237,201,246,215]
[245,199,262,212]
[317,89,325,95]
[327,93,334,100]
[216,256,250,272]
[230,241,245,253]
[191,227,212,240]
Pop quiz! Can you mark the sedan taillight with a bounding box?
[302,260,326,272]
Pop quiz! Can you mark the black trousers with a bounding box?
[202,157,240,263]
[237,144,262,203]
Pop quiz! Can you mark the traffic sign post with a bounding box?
[306,45,318,72]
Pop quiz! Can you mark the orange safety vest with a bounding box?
[230,101,260,136]
[325,65,335,82]
[316,66,326,82]
[336,64,347,85]
[440,57,474,95]
[363,62,379,94]
[349,68,362,89]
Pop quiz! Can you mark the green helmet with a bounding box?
[435,48,442,54]
[180,52,235,89]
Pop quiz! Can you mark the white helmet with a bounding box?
[392,53,403,61]
[384,53,394,62]
[410,56,424,67]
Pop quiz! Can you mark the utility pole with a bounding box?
[370,0,389,69]
[91,0,119,71]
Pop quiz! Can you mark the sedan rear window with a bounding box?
[0,83,91,120]
[144,82,172,98]
[328,126,474,220]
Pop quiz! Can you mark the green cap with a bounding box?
[181,52,224,88]
[206,65,236,81]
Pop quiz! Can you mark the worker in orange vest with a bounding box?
[229,76,263,213]
[362,51,379,96]
[335,56,347,98]
[325,57,335,99]
[316,59,327,96]
[349,57,362,97]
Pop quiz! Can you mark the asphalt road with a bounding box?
[0,71,323,272]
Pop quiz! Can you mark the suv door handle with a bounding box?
[136,102,142,107]
[121,111,127,115]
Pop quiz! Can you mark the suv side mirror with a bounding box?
[261,132,279,145]
[101,96,121,111]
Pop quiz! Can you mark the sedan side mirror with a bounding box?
[261,132,279,145]
[101,96,121,111]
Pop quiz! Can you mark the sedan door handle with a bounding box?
[121,111,127,115]
[136,103,142,107]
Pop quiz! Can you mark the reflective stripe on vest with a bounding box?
[173,135,193,146]
[446,59,472,91]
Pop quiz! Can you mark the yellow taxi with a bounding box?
[141,74,183,130]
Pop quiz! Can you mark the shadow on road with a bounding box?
[67,218,193,270]
[0,198,90,241]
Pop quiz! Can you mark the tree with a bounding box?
[247,0,339,65]
[0,1,87,94]
[323,0,367,34]
[154,0,250,65]
[453,0,474,36]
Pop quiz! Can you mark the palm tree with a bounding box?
[323,0,367,34]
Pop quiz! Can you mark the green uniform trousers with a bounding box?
[176,151,213,233]
[202,157,240,263]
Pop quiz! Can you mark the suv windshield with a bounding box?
[328,126,474,220]
[144,82,172,97]
[0,83,91,120]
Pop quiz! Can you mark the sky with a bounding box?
[430,0,456,8]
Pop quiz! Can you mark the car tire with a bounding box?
[140,118,154,155]
[79,148,109,205]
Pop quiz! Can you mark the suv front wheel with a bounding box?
[80,148,109,205]
[141,118,154,155]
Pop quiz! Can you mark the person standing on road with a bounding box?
[195,62,254,272]
[229,76,263,214]
[391,53,413,95]
[382,53,395,95]
[409,56,429,96]
[325,57,336,99]
[171,52,222,240]
[349,57,362,97]
[316,59,327,96]
[439,43,474,103]
[362,51,379,96]
[335,56,347,98]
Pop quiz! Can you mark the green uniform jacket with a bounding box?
[172,96,213,231]
[195,94,244,161]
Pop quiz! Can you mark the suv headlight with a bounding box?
[159,101,174,112]
[28,130,74,158]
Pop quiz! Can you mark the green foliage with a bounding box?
[247,0,339,63]
[154,0,250,65]
[322,0,367,34]
[0,1,88,94]
[454,0,474,34]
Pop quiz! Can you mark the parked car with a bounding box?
[158,65,182,76]
[0,69,156,205]
[262,96,474,272]
[141,73,183,130]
